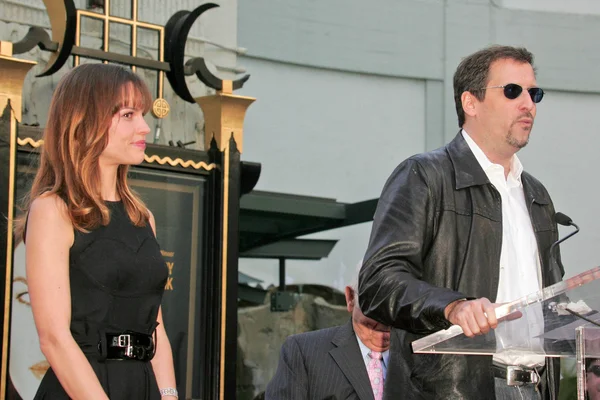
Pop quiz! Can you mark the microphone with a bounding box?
[547,213,598,327]
[555,212,577,228]
[549,212,579,267]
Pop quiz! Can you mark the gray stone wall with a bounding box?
[237,295,349,400]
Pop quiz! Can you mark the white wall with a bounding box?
[237,57,426,289]
[519,90,600,276]
[502,0,600,15]
[237,0,600,287]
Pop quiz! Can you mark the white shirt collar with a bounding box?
[461,129,523,185]
[356,333,389,368]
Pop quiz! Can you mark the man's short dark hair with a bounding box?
[453,45,535,127]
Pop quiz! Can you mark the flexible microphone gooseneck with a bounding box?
[549,212,580,265]
[548,212,596,325]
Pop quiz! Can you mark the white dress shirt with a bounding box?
[462,130,545,367]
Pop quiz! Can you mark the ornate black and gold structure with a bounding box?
[1,1,383,399]
[11,0,250,115]
[196,80,255,400]
[2,1,253,399]
[0,41,36,399]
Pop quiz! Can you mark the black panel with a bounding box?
[129,167,206,398]
[224,137,241,400]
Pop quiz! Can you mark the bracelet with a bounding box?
[160,387,178,398]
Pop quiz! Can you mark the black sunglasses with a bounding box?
[478,83,544,103]
[589,365,600,377]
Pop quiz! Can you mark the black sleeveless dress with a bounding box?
[34,201,168,399]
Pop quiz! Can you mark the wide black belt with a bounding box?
[98,331,155,362]
[493,363,545,386]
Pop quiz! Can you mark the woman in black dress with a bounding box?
[20,63,178,399]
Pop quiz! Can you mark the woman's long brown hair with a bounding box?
[16,63,153,240]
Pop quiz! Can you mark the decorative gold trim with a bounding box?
[196,92,255,154]
[15,139,215,172]
[144,155,216,171]
[158,28,164,104]
[78,10,164,30]
[74,1,80,66]
[1,109,18,398]
[76,0,165,101]
[17,137,43,148]
[0,55,37,122]
[219,142,230,400]
[0,41,13,57]
[132,0,137,60]
[152,98,170,119]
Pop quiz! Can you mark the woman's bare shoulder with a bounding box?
[29,193,69,219]
[27,193,73,243]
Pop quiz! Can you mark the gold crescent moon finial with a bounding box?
[39,0,77,76]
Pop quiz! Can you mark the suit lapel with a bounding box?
[329,320,374,400]
[382,330,404,400]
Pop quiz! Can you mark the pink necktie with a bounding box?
[367,351,384,400]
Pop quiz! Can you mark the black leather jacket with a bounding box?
[358,133,563,400]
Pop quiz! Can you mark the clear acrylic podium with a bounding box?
[411,267,600,399]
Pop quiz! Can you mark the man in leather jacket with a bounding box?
[358,45,563,399]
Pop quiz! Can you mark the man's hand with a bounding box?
[444,298,499,338]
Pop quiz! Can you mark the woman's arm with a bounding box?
[148,211,178,399]
[26,194,109,400]
[151,307,177,399]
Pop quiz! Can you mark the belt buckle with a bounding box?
[506,366,539,387]
[116,334,133,358]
